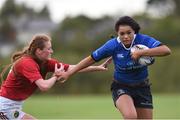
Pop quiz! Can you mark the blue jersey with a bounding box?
[91,34,161,84]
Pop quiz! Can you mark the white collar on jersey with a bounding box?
[117,34,136,50]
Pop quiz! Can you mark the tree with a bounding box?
[0,19,16,43]
[0,0,18,18]
[147,0,180,16]
[38,5,50,19]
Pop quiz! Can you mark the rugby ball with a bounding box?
[131,44,154,66]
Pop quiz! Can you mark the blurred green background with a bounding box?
[23,94,180,119]
[0,0,180,119]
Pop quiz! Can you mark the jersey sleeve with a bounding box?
[20,60,43,83]
[144,35,162,48]
[91,39,115,62]
[47,58,69,72]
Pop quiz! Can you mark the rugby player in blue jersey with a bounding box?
[59,16,171,119]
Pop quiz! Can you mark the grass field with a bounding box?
[23,94,180,119]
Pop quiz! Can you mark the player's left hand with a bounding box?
[56,71,70,83]
[54,63,64,77]
[97,57,112,71]
[131,50,142,61]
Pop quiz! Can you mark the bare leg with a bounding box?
[116,94,137,119]
[136,108,152,119]
[22,113,37,120]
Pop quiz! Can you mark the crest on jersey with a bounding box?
[14,110,19,118]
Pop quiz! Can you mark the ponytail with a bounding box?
[11,47,29,62]
[0,64,12,84]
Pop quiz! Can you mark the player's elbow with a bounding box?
[161,45,171,56]
[35,79,51,92]
[39,85,49,92]
[164,46,171,56]
[38,84,50,92]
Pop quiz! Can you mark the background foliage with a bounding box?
[0,0,180,94]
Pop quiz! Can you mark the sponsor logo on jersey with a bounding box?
[117,54,124,59]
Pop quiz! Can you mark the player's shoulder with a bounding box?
[137,33,154,40]
[136,33,152,39]
[105,37,119,47]
[13,56,39,73]
[136,33,157,44]
[107,37,118,43]
[16,56,38,67]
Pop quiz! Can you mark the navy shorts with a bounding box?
[111,80,153,109]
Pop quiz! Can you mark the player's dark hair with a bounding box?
[115,16,140,34]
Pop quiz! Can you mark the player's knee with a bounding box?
[122,111,137,119]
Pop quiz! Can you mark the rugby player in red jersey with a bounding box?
[0,34,111,120]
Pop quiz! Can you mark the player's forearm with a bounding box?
[79,66,101,72]
[36,77,57,91]
[45,76,58,89]
[140,45,171,57]
[69,56,95,75]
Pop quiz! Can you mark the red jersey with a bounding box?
[0,56,69,101]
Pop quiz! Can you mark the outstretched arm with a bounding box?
[68,57,112,72]
[58,56,99,83]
